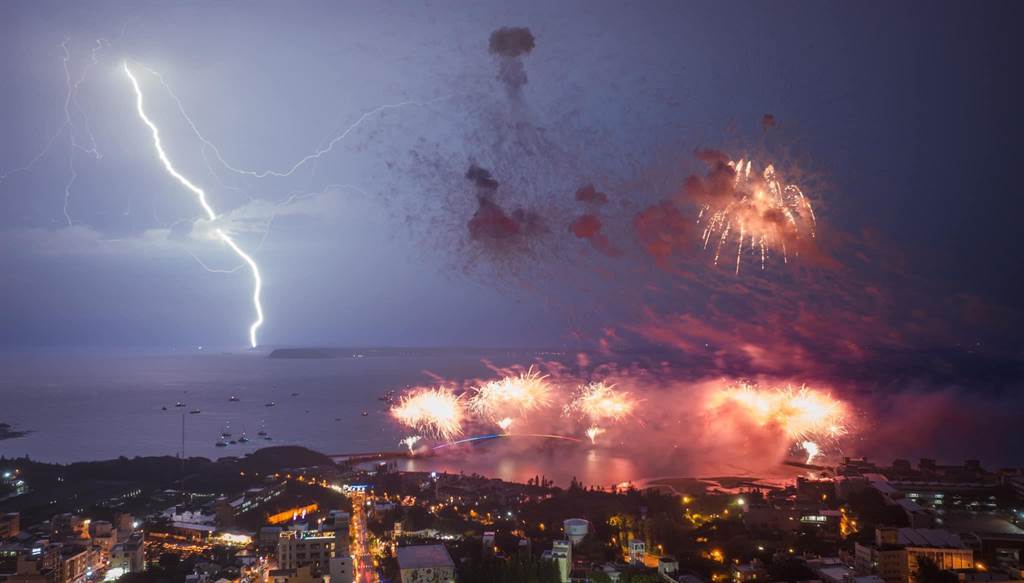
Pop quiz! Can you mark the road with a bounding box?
[348,490,378,583]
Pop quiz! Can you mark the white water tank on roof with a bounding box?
[563,518,589,545]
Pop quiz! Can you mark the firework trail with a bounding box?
[585,426,605,444]
[399,435,422,453]
[468,367,553,429]
[696,158,816,273]
[801,440,820,464]
[124,62,265,348]
[391,387,466,441]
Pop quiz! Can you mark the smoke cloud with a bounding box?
[574,184,609,206]
[570,213,620,257]
[489,27,536,99]
[464,163,547,250]
[633,200,690,265]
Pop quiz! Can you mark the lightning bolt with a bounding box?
[123,62,264,348]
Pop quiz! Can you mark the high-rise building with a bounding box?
[277,531,337,571]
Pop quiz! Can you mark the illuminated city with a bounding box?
[2,3,1023,583]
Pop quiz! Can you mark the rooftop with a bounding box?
[897,528,966,548]
[395,544,454,570]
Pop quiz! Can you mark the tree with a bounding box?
[914,557,959,583]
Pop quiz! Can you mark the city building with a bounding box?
[325,511,350,531]
[3,545,60,583]
[807,557,856,583]
[395,544,455,583]
[112,514,134,543]
[551,540,572,583]
[50,516,86,541]
[0,514,20,540]
[257,526,283,553]
[87,521,116,561]
[269,564,325,583]
[277,530,337,571]
[55,546,90,583]
[730,559,767,582]
[742,505,801,532]
[327,555,353,583]
[627,539,645,566]
[855,527,973,583]
[658,555,679,578]
[109,533,145,576]
[0,471,27,499]
[218,481,287,526]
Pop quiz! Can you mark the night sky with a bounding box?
[2,0,1022,402]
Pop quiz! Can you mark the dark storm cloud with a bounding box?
[488,26,536,99]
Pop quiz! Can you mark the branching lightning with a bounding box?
[123,62,264,348]
[139,63,451,180]
[60,39,104,225]
[0,38,105,225]
[6,40,447,349]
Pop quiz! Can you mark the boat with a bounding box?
[161,406,168,411]
[175,402,186,408]
[215,440,228,447]
[291,392,299,396]
[265,402,276,407]
[189,409,201,414]
[361,411,369,416]
[221,422,232,438]
[238,433,250,443]
[229,396,240,402]
[263,436,273,441]
[229,440,237,445]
